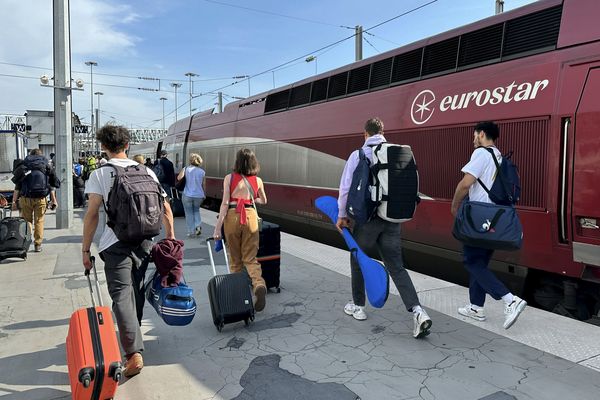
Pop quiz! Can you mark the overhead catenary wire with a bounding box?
[0,61,238,84]
[155,1,439,124]
[202,0,438,95]
[364,31,401,46]
[1,1,438,126]
[202,0,349,29]
[363,36,380,54]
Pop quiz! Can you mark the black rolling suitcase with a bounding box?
[170,188,185,217]
[206,238,255,332]
[258,221,281,292]
[0,209,32,261]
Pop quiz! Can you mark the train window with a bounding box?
[422,36,460,76]
[289,83,312,108]
[347,64,370,95]
[310,78,328,103]
[503,5,562,58]
[391,48,423,84]
[370,57,393,89]
[458,23,503,68]
[328,72,348,99]
[264,89,291,113]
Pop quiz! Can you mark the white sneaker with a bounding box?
[503,296,527,329]
[344,302,367,321]
[413,310,432,338]
[458,304,486,321]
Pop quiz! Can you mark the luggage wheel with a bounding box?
[275,287,281,293]
[217,323,224,332]
[250,315,255,322]
[244,318,249,326]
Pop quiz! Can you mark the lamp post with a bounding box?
[184,72,198,116]
[85,61,97,153]
[306,56,317,75]
[170,82,182,122]
[94,91,103,133]
[93,91,103,153]
[159,97,167,131]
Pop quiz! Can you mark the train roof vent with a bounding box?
[391,48,422,84]
[328,72,349,99]
[370,57,393,89]
[347,64,370,95]
[264,89,290,113]
[422,36,460,76]
[310,78,328,103]
[289,83,312,108]
[503,5,562,58]
[458,23,503,68]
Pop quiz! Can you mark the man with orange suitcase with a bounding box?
[81,125,175,379]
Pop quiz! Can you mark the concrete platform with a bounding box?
[0,209,599,400]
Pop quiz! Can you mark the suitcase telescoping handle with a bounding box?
[85,256,104,307]
[206,237,229,277]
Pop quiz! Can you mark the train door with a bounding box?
[572,68,600,267]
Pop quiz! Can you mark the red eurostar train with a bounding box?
[132,0,600,321]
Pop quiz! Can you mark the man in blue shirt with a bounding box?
[337,117,432,339]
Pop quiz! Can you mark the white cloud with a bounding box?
[0,0,162,127]
[70,0,142,58]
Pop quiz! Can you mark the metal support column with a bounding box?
[53,0,73,228]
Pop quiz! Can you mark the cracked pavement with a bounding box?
[0,212,599,399]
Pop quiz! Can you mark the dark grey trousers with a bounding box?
[100,240,152,355]
[350,217,420,312]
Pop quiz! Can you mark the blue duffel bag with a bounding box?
[452,200,523,251]
[146,272,197,326]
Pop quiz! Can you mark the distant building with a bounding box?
[25,110,55,156]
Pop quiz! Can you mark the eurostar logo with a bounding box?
[411,89,436,125]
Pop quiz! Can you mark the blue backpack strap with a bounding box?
[477,147,513,203]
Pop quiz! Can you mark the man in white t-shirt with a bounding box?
[451,121,526,330]
[81,125,175,378]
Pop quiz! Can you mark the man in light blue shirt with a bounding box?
[336,117,432,339]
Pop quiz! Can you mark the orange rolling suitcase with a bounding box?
[66,257,123,400]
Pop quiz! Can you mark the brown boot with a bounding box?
[123,352,144,378]
[254,285,267,312]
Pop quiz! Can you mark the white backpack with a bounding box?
[370,143,419,223]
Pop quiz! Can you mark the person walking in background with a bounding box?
[82,154,97,181]
[451,121,526,329]
[82,124,175,378]
[156,150,175,198]
[177,153,206,237]
[73,158,86,208]
[11,149,58,252]
[213,149,268,312]
[144,158,153,168]
[132,154,145,164]
[336,118,432,338]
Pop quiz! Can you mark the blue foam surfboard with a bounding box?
[315,196,389,308]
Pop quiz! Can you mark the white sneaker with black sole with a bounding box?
[503,296,527,329]
[413,310,432,338]
[344,302,367,321]
[458,304,486,321]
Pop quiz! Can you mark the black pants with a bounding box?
[99,240,151,355]
[350,217,420,312]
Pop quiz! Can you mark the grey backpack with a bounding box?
[102,164,164,243]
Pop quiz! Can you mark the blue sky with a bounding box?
[0,0,537,130]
